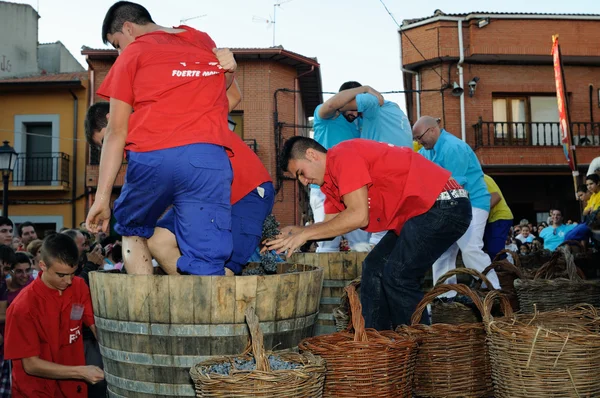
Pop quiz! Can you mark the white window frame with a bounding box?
[13,115,60,187]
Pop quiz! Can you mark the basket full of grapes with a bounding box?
[189,307,326,398]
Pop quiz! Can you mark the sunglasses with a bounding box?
[414,126,434,142]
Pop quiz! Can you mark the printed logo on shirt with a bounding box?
[172,61,223,78]
[69,326,81,344]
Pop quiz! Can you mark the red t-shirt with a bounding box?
[229,134,272,204]
[322,139,451,234]
[96,26,232,153]
[4,274,95,397]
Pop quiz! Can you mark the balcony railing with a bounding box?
[11,152,70,187]
[473,119,600,148]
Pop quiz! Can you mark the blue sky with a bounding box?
[17,0,600,108]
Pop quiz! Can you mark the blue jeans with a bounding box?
[361,197,472,330]
[484,219,513,261]
[114,144,233,275]
[157,182,275,274]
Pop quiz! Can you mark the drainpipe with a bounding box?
[457,20,466,142]
[399,33,420,120]
[294,66,315,225]
[69,90,78,228]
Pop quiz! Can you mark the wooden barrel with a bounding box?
[289,252,367,335]
[89,263,323,398]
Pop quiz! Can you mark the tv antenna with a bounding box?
[180,14,207,25]
[252,0,294,46]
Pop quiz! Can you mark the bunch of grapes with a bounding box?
[260,251,279,274]
[242,266,265,276]
[262,214,280,240]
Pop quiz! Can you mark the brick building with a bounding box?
[81,46,322,227]
[400,10,600,223]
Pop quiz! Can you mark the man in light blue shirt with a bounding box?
[327,81,413,245]
[539,209,576,251]
[413,116,499,290]
[308,85,375,252]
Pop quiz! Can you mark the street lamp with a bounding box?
[0,141,17,217]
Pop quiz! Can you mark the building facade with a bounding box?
[400,10,600,223]
[82,46,322,227]
[0,1,88,233]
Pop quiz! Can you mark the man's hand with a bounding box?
[225,268,234,277]
[86,200,111,234]
[264,226,308,258]
[364,86,384,106]
[213,48,236,73]
[87,245,104,266]
[78,366,104,384]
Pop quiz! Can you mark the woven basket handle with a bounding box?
[244,307,271,372]
[535,245,582,281]
[345,284,368,342]
[480,260,523,280]
[434,267,495,290]
[410,283,485,325]
[493,249,521,268]
[482,290,514,324]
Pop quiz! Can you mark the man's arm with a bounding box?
[227,79,242,111]
[22,357,104,384]
[318,86,382,119]
[490,192,502,209]
[86,98,131,232]
[266,187,369,256]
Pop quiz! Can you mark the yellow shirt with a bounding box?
[585,191,600,212]
[413,141,423,152]
[484,175,514,223]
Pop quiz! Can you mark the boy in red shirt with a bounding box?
[4,234,104,397]
[86,1,238,276]
[267,137,473,330]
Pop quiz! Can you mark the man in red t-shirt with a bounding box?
[85,81,274,276]
[4,234,104,397]
[86,1,239,276]
[267,137,473,330]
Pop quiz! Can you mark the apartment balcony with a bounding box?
[473,120,600,168]
[2,152,71,192]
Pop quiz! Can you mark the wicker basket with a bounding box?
[483,290,600,398]
[299,284,417,398]
[332,277,361,332]
[189,307,326,398]
[480,250,524,311]
[515,245,600,313]
[397,284,511,398]
[431,268,494,324]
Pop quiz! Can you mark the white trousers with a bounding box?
[309,187,370,252]
[369,231,387,246]
[432,207,499,293]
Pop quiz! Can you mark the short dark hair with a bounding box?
[0,217,13,229]
[339,81,362,91]
[577,184,588,193]
[85,102,109,147]
[586,174,600,184]
[61,229,83,242]
[102,1,155,44]
[41,234,79,268]
[17,221,35,238]
[13,252,32,270]
[0,245,16,267]
[280,136,327,172]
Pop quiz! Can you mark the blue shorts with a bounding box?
[114,143,233,275]
[157,181,275,274]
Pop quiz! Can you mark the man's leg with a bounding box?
[484,219,513,261]
[173,144,233,275]
[227,182,275,274]
[147,215,179,276]
[310,187,341,252]
[113,150,174,275]
[361,231,397,330]
[457,207,500,288]
[84,337,107,397]
[382,198,472,329]
[431,243,460,285]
